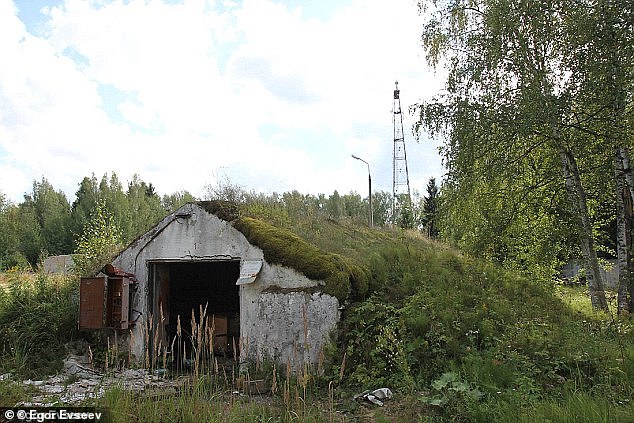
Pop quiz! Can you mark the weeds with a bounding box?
[0,268,80,378]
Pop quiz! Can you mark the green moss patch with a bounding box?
[197,200,239,222]
[233,217,368,302]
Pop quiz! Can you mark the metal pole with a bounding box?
[368,171,373,227]
[352,155,373,228]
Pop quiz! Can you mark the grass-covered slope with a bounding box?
[238,204,634,421]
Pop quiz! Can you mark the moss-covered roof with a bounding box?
[233,217,368,302]
[197,200,240,222]
[193,201,368,303]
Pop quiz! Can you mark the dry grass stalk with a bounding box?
[317,346,325,376]
[113,331,118,368]
[177,314,182,373]
[271,364,278,395]
[170,335,176,367]
[127,332,133,367]
[338,352,346,381]
[302,304,309,355]
[152,321,160,370]
[328,381,335,423]
[144,314,151,369]
[206,323,213,369]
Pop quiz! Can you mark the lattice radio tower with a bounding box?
[392,80,412,220]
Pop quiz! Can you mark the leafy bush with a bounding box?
[0,252,31,272]
[421,372,483,420]
[338,296,414,390]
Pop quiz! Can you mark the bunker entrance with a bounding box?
[150,260,240,362]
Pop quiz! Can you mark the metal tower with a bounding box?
[392,80,412,220]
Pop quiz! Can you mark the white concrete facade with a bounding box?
[110,203,340,368]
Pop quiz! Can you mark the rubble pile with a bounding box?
[8,355,184,406]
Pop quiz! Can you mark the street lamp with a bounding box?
[351,154,373,227]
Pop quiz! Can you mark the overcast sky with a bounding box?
[0,0,445,204]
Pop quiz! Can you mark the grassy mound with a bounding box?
[239,207,634,421]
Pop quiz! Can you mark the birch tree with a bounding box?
[415,0,632,310]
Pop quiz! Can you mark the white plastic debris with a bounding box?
[355,387,393,406]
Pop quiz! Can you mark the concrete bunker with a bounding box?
[79,201,352,370]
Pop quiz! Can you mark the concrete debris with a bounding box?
[12,355,186,407]
[63,355,102,378]
[355,388,393,407]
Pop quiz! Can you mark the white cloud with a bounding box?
[0,0,444,203]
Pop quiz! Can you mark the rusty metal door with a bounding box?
[106,277,130,330]
[79,277,107,329]
[80,275,132,330]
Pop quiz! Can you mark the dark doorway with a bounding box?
[150,260,240,362]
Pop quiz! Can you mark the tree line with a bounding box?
[0,173,195,269]
[0,173,440,270]
[204,175,440,234]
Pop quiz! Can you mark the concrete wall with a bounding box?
[42,255,74,274]
[111,203,339,368]
[561,259,618,289]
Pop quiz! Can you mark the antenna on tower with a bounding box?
[392,80,412,225]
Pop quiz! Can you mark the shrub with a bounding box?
[72,200,122,277]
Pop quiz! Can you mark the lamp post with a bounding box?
[352,154,373,227]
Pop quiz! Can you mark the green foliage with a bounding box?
[339,297,414,390]
[421,371,482,419]
[396,195,415,229]
[239,198,630,416]
[414,0,631,290]
[472,390,634,423]
[0,173,197,271]
[125,174,167,240]
[0,378,28,405]
[162,190,196,212]
[233,216,368,301]
[14,200,43,267]
[421,177,440,238]
[73,200,122,277]
[0,193,633,421]
[198,200,239,222]
[0,180,74,268]
[30,177,73,256]
[0,271,79,378]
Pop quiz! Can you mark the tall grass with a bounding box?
[473,390,634,423]
[0,268,79,378]
[95,304,343,422]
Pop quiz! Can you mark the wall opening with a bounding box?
[150,260,241,363]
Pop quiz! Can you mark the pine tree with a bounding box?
[422,178,440,239]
